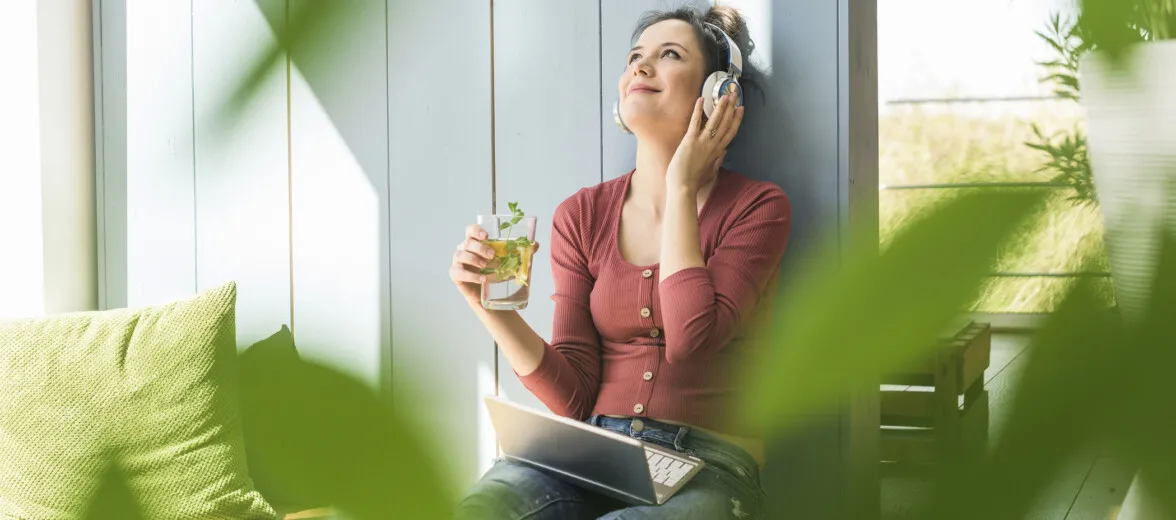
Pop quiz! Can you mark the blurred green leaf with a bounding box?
[923,229,1176,520]
[1109,230,1176,515]
[238,326,455,520]
[921,276,1121,519]
[220,0,348,129]
[737,190,1046,433]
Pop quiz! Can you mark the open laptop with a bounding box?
[483,395,706,506]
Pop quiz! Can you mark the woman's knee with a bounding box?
[454,459,598,520]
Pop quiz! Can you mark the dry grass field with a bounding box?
[878,100,1116,313]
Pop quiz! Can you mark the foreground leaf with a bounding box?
[1111,231,1176,517]
[737,189,1046,433]
[238,327,455,519]
[921,276,1121,520]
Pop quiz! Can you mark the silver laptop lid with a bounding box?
[483,396,657,504]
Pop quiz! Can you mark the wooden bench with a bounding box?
[880,319,992,471]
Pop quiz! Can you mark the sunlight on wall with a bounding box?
[124,0,197,307]
[289,64,383,387]
[0,2,45,319]
[478,361,498,477]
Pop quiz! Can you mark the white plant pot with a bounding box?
[1080,41,1176,520]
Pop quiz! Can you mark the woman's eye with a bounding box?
[661,49,680,59]
[628,53,641,64]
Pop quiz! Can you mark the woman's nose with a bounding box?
[633,60,652,77]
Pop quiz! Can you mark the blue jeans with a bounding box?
[454,415,767,519]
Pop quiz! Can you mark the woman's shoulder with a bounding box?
[719,169,791,218]
[553,170,631,228]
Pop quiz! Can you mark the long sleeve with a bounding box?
[658,184,791,364]
[514,196,602,420]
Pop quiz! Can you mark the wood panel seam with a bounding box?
[489,0,499,395]
[286,0,295,336]
[190,0,199,294]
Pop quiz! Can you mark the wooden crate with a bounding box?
[880,320,991,470]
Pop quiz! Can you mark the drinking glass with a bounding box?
[476,214,538,311]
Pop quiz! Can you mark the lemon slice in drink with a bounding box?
[484,240,509,257]
[517,244,532,286]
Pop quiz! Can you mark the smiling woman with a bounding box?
[450,5,789,520]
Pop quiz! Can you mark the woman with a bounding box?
[448,6,790,519]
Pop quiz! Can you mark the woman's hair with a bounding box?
[630,5,759,95]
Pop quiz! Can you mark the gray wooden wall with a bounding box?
[94,0,878,515]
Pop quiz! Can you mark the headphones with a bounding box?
[614,22,744,134]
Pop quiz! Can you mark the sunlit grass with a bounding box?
[879,102,1115,313]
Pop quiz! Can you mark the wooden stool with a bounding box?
[880,320,991,471]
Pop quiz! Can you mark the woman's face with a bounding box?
[618,20,708,138]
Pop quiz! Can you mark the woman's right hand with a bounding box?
[451,225,496,306]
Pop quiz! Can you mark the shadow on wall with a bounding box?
[721,6,852,519]
[246,1,395,386]
[723,41,820,301]
[249,0,490,493]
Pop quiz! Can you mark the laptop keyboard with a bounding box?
[646,450,697,488]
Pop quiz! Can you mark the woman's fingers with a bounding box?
[450,263,484,284]
[461,237,496,260]
[686,97,705,137]
[466,224,487,240]
[719,104,744,148]
[704,95,730,139]
[453,249,488,269]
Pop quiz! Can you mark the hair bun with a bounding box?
[704,6,753,58]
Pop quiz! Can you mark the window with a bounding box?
[878,0,1115,313]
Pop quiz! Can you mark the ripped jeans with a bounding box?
[454,414,767,520]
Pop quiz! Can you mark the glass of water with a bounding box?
[476,213,538,311]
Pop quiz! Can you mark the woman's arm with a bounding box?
[508,197,604,420]
[659,184,707,278]
[658,186,791,364]
[467,303,547,376]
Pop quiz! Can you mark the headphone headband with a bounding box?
[704,22,743,78]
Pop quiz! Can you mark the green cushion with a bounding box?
[0,282,277,519]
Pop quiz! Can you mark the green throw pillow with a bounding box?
[0,282,278,519]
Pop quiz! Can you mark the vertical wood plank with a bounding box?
[290,0,389,389]
[492,0,601,415]
[123,0,196,307]
[387,0,494,490]
[193,0,291,347]
[94,0,127,311]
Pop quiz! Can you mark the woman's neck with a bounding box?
[630,136,680,215]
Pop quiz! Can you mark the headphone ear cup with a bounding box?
[701,71,727,119]
[613,99,633,134]
[719,77,744,109]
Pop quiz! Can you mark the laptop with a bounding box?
[483,395,706,506]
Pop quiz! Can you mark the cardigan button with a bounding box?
[641,269,653,278]
[643,371,653,381]
[649,328,660,338]
[640,307,651,318]
[633,403,645,414]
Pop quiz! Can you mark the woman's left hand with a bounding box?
[666,90,744,193]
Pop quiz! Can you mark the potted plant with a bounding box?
[1042,1,1176,517]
